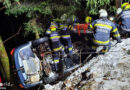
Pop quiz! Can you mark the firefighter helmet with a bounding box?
[121,2,129,10]
[116,8,122,15]
[125,4,130,10]
[66,15,78,24]
[61,14,67,22]
[85,16,92,23]
[99,9,108,18]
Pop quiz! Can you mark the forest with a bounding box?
[0,0,129,90]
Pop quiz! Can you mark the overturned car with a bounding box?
[10,24,93,88]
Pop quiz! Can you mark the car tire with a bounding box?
[32,37,48,47]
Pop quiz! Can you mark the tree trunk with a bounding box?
[0,36,10,81]
[35,31,40,39]
[115,0,122,8]
[30,18,40,39]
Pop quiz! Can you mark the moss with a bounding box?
[0,36,10,81]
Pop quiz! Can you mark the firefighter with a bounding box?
[117,2,130,38]
[89,9,121,54]
[46,20,64,72]
[60,14,79,55]
[58,14,75,69]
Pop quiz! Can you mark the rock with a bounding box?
[43,38,130,90]
[127,50,130,55]
[103,71,111,77]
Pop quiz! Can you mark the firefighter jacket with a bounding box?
[46,21,60,42]
[46,21,63,52]
[90,18,121,45]
[59,23,71,39]
[118,10,130,32]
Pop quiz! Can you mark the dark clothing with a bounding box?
[90,18,121,53]
[46,21,64,64]
[59,23,73,55]
[117,10,130,37]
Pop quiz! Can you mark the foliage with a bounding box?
[123,0,130,3]
[3,0,130,37]
[24,19,44,36]
[3,0,80,37]
[85,0,115,15]
[5,2,52,18]
[85,0,130,15]
[3,0,11,8]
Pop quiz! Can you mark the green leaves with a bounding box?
[24,22,43,36]
[85,0,117,15]
[89,9,98,15]
[108,6,117,13]
[4,2,52,18]
[3,0,11,8]
[14,0,19,2]
[33,2,52,15]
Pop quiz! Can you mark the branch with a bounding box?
[3,26,22,44]
[0,0,4,3]
[0,1,21,11]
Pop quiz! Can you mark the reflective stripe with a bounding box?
[51,28,56,31]
[69,25,73,30]
[50,36,60,39]
[94,39,110,44]
[60,25,67,27]
[92,45,98,50]
[53,46,63,51]
[61,35,70,38]
[62,47,64,50]
[112,28,118,33]
[54,59,59,63]
[50,26,56,31]
[47,31,51,33]
[51,22,57,27]
[73,16,75,22]
[114,34,120,37]
[101,48,108,53]
[69,48,72,51]
[95,24,112,29]
[90,24,93,29]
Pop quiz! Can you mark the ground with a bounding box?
[43,38,130,90]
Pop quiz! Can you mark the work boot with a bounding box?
[53,63,60,73]
[64,57,74,69]
[69,54,80,64]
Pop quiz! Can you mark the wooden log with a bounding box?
[115,0,122,8]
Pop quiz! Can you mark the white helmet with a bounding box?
[61,14,67,21]
[116,8,122,15]
[99,9,108,18]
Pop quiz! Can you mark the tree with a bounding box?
[0,36,10,81]
[2,0,81,39]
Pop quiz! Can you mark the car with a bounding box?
[10,32,91,88]
[11,37,48,88]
